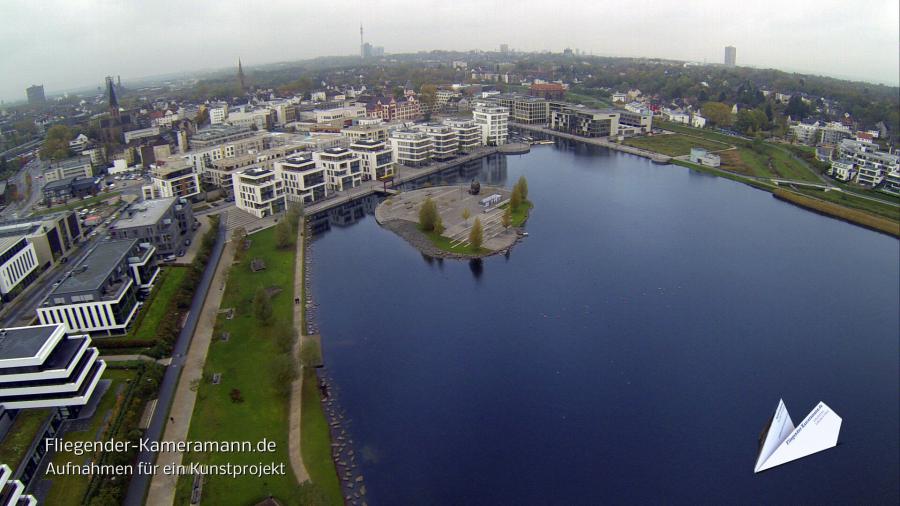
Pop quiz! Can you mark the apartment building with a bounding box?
[148,161,201,199]
[108,198,195,258]
[443,118,482,153]
[473,103,509,146]
[208,102,229,124]
[0,463,36,505]
[0,237,39,302]
[828,159,855,182]
[837,138,900,187]
[314,148,363,192]
[349,140,395,181]
[415,124,459,160]
[365,96,422,122]
[550,105,618,137]
[390,130,434,167]
[232,168,286,218]
[37,239,159,335]
[275,154,327,204]
[341,122,390,142]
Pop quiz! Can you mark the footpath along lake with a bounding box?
[307,141,899,504]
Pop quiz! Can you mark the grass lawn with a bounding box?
[774,189,899,237]
[658,121,746,145]
[32,192,122,216]
[792,188,900,222]
[500,200,533,227]
[175,226,334,505]
[424,229,490,255]
[301,368,342,505]
[0,408,52,470]
[128,267,188,342]
[43,368,139,505]
[565,91,612,109]
[623,134,730,157]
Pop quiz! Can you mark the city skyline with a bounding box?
[1,0,899,102]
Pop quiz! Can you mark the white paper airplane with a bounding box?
[754,399,842,473]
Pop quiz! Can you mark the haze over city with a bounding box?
[2,0,898,102]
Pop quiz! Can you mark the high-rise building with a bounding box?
[500,44,509,54]
[26,85,45,105]
[724,46,736,66]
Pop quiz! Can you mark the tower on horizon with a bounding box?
[106,76,120,120]
[238,58,246,93]
[724,46,736,66]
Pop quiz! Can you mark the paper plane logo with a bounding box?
[754,399,842,473]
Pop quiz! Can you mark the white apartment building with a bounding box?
[148,161,201,199]
[314,148,363,192]
[390,130,434,167]
[232,168,286,218]
[0,464,36,505]
[208,103,229,124]
[837,138,900,187]
[473,103,509,146]
[0,323,106,411]
[275,154,327,204]
[0,237,39,302]
[444,118,482,152]
[415,124,459,160]
[341,122,389,142]
[828,159,855,182]
[349,140,395,181]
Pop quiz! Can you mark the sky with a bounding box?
[1,0,898,102]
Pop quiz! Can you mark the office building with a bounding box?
[0,213,82,268]
[725,46,736,66]
[0,237,39,302]
[275,154,327,204]
[108,198,195,258]
[37,239,158,335]
[232,168,286,218]
[25,85,45,106]
[497,94,551,125]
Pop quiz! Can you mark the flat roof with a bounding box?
[0,236,25,255]
[51,239,137,295]
[0,325,57,361]
[43,176,80,190]
[111,198,175,229]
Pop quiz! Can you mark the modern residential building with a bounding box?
[790,121,821,145]
[41,176,100,205]
[42,157,93,183]
[108,198,195,258]
[349,140,395,181]
[473,103,509,146]
[497,94,550,125]
[0,323,106,412]
[819,122,853,146]
[148,161,201,199]
[551,106,618,137]
[828,159,855,182]
[275,154,327,204]
[232,168,286,218]
[443,118,482,152]
[37,239,159,335]
[188,124,256,150]
[26,84,45,105]
[341,122,390,142]
[389,130,433,167]
[0,213,82,268]
[415,124,459,160]
[724,46,737,66]
[314,148,363,191]
[0,463,36,505]
[618,108,653,134]
[0,237,39,302]
[837,138,900,187]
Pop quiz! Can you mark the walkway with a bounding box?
[512,123,672,163]
[143,238,235,506]
[287,220,311,486]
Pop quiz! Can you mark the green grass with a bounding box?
[129,267,188,342]
[501,200,533,227]
[43,368,139,505]
[175,226,333,505]
[423,229,490,255]
[657,121,746,144]
[774,189,899,237]
[0,408,52,471]
[32,191,122,216]
[565,91,612,109]
[623,134,730,157]
[792,188,900,222]
[300,368,342,505]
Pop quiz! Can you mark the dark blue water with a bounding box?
[308,142,899,504]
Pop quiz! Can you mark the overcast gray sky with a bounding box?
[2,0,898,102]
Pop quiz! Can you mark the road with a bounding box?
[123,216,226,506]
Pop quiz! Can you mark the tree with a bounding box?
[40,124,73,161]
[502,206,512,228]
[784,95,810,120]
[232,227,248,260]
[275,219,293,249]
[253,288,273,325]
[700,102,732,127]
[418,197,439,231]
[272,355,298,399]
[468,217,483,250]
[515,175,529,201]
[510,185,522,212]
[287,202,304,228]
[462,207,471,222]
[276,326,296,354]
[419,84,438,119]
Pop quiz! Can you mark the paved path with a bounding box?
[288,220,311,486]
[512,123,672,163]
[143,238,235,506]
[123,219,227,506]
[101,354,170,365]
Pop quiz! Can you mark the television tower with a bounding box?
[360,24,364,57]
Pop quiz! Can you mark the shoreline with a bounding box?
[380,219,523,259]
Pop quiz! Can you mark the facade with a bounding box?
[790,122,821,145]
[315,105,367,124]
[108,198,195,258]
[389,130,433,167]
[473,103,509,146]
[349,140,395,181]
[0,213,82,268]
[365,96,422,122]
[37,239,159,335]
[208,103,229,125]
[497,94,550,125]
[443,118,482,152]
[26,85,45,105]
[41,176,100,205]
[837,138,900,187]
[551,106,618,137]
[0,323,105,411]
[232,168,286,218]
[618,109,653,134]
[724,46,736,66]
[275,154,327,204]
[149,162,201,199]
[314,148,363,192]
[828,159,855,182]
[43,157,93,183]
[0,464,36,505]
[689,147,721,168]
[415,124,459,160]
[0,237,39,302]
[819,122,853,146]
[341,122,389,142]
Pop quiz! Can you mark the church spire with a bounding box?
[106,76,120,120]
[238,59,246,93]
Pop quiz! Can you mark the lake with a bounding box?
[308,141,899,504]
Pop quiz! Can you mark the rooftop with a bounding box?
[50,239,138,296]
[0,236,25,255]
[110,198,176,229]
[0,325,59,362]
